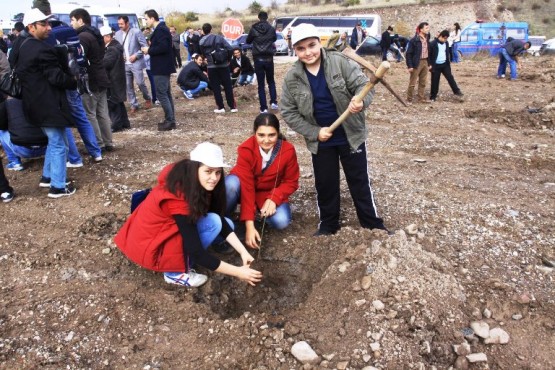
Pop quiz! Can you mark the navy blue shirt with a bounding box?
[305,63,348,147]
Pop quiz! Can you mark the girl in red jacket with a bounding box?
[115,142,262,287]
[226,113,300,248]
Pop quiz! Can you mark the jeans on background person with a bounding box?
[0,130,46,163]
[225,174,292,230]
[65,128,84,165]
[452,42,460,63]
[182,81,208,96]
[497,48,517,79]
[41,127,68,189]
[153,75,175,125]
[253,58,277,112]
[238,74,254,86]
[66,89,102,159]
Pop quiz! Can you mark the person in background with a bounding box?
[177,53,209,99]
[380,25,394,61]
[142,9,177,131]
[349,22,366,49]
[179,28,190,62]
[326,30,340,49]
[114,142,263,288]
[246,11,278,113]
[497,38,531,81]
[116,16,152,113]
[449,22,462,63]
[285,28,293,56]
[428,30,464,102]
[336,32,349,52]
[230,48,255,86]
[142,30,157,105]
[405,22,431,104]
[187,28,200,58]
[198,22,236,114]
[281,23,390,236]
[170,26,182,69]
[226,113,300,249]
[100,26,130,132]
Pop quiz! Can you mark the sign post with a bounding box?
[221,18,244,41]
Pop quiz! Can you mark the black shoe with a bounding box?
[455,91,464,97]
[39,177,72,188]
[48,184,76,198]
[313,229,338,237]
[158,121,175,131]
[105,145,115,152]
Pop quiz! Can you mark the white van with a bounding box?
[50,4,140,31]
[527,35,546,56]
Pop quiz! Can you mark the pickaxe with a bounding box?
[342,47,408,107]
[328,61,390,132]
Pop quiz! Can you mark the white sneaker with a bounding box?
[270,103,279,110]
[260,109,268,113]
[163,270,208,287]
[230,108,238,113]
[214,108,226,114]
[66,162,83,168]
[94,156,103,162]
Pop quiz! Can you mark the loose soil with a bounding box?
[1,52,554,370]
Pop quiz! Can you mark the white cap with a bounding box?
[291,23,320,46]
[99,25,113,36]
[190,142,230,168]
[24,8,54,26]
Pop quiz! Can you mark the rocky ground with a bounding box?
[1,49,554,369]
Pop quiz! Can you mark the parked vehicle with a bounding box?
[355,35,404,62]
[527,36,546,56]
[228,34,252,53]
[539,37,555,55]
[275,32,288,55]
[50,4,140,30]
[457,21,529,58]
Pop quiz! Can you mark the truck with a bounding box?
[457,21,529,58]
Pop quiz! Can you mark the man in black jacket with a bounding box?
[380,25,394,61]
[229,48,254,86]
[246,11,277,113]
[18,8,77,198]
[177,53,209,99]
[142,9,177,131]
[405,22,431,103]
[70,8,114,151]
[428,30,463,102]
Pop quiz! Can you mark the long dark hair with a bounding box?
[253,113,285,140]
[454,22,461,32]
[165,159,226,222]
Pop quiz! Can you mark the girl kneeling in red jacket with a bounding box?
[115,142,262,287]
[226,113,300,248]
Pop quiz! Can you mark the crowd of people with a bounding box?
[1,3,534,288]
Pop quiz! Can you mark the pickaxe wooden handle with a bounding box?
[328,61,390,133]
[342,47,408,107]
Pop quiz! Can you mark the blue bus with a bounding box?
[458,22,528,58]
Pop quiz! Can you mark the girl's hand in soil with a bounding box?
[237,265,263,286]
[241,251,254,266]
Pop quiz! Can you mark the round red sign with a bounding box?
[221,18,244,40]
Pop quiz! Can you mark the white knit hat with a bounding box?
[291,23,320,46]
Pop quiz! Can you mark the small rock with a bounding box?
[470,321,490,339]
[352,281,362,292]
[285,323,300,336]
[65,331,74,342]
[484,328,510,344]
[453,342,471,356]
[512,314,523,320]
[291,341,320,365]
[355,299,366,307]
[370,342,380,351]
[336,361,349,370]
[361,275,372,290]
[483,308,492,318]
[362,354,372,363]
[362,367,379,370]
[505,142,516,149]
[397,276,406,283]
[471,307,482,318]
[466,353,487,362]
[535,265,553,274]
[413,158,427,163]
[102,247,111,255]
[454,355,469,370]
[338,262,351,273]
[372,300,385,311]
[405,224,418,235]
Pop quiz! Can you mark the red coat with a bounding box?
[114,164,190,272]
[230,137,300,221]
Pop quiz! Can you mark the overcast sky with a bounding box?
[0,0,283,22]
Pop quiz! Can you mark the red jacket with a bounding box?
[230,136,300,221]
[114,165,190,272]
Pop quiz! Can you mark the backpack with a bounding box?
[130,188,152,213]
[210,36,229,65]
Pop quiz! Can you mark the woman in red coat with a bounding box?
[226,113,300,248]
[114,142,262,287]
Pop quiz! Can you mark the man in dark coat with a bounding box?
[380,25,394,61]
[405,22,431,103]
[100,26,130,132]
[229,48,255,86]
[142,9,176,131]
[349,22,366,49]
[246,11,278,113]
[70,8,114,151]
[497,38,531,80]
[428,30,463,101]
[18,8,77,198]
[177,53,209,99]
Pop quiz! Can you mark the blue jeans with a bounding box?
[452,42,460,63]
[153,75,175,124]
[191,213,234,266]
[254,58,277,111]
[225,174,292,230]
[183,81,208,95]
[41,127,68,188]
[497,49,517,79]
[238,74,254,85]
[66,128,83,164]
[0,130,46,163]
[66,90,101,159]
